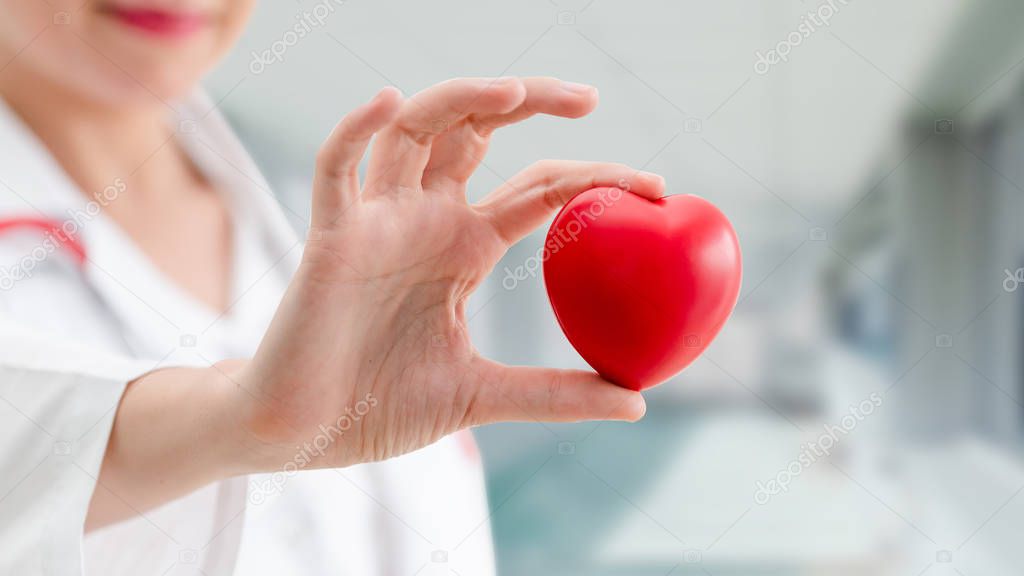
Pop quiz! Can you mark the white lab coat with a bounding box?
[0,93,495,576]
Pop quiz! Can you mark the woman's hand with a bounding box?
[236,77,666,469]
[89,76,666,529]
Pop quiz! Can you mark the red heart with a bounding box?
[543,188,742,391]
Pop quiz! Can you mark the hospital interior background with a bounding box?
[207,0,1024,573]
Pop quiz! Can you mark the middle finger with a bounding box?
[363,77,527,195]
[423,77,599,192]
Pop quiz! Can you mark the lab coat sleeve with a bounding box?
[0,323,157,576]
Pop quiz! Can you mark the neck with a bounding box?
[0,62,186,201]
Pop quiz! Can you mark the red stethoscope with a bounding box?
[0,216,87,267]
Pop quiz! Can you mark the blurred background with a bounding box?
[207,0,1024,573]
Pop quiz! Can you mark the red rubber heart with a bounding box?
[543,188,741,391]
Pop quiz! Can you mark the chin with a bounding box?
[102,60,210,105]
[84,28,223,104]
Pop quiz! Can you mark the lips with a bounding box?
[101,5,210,38]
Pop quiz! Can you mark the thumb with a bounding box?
[475,160,665,246]
[466,357,646,426]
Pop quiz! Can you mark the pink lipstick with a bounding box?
[103,6,209,39]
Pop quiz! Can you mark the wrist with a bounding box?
[204,359,289,477]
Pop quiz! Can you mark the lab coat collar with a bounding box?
[0,95,87,217]
[0,92,303,362]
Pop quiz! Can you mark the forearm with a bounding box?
[86,360,265,531]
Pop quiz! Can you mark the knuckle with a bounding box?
[314,145,334,168]
[317,125,368,174]
[542,183,569,211]
[410,133,435,147]
[525,160,567,209]
[528,159,562,184]
[467,116,495,139]
[330,114,357,139]
[313,145,337,172]
[545,373,572,415]
[314,146,351,179]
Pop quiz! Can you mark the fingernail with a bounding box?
[377,86,402,99]
[561,81,595,94]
